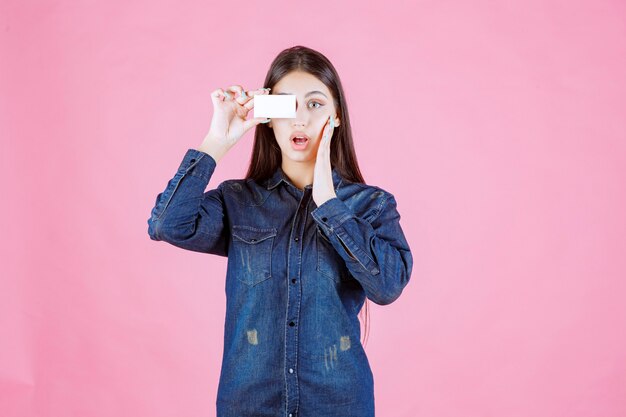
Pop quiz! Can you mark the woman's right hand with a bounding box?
[205,85,270,150]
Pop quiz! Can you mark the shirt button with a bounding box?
[291,278,296,284]
[289,368,294,373]
[289,321,295,326]
[289,414,293,417]
[322,217,327,221]
[294,237,299,241]
[190,158,196,164]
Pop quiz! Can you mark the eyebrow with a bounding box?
[274,90,328,98]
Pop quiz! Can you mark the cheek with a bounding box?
[315,125,327,140]
[273,128,289,146]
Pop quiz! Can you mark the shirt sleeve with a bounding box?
[147,148,229,257]
[310,194,413,305]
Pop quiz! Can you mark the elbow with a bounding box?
[369,259,412,306]
[369,282,406,306]
[147,217,162,241]
[370,292,401,306]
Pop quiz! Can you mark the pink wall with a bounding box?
[2,1,625,416]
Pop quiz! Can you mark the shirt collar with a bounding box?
[266,165,344,191]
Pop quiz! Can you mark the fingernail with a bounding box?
[330,117,334,128]
[241,90,247,98]
[224,92,231,99]
[260,118,271,123]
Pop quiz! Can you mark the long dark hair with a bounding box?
[244,45,371,348]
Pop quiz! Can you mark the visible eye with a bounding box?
[308,101,323,109]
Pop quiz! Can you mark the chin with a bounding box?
[286,153,311,162]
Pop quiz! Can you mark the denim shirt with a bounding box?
[147,148,413,417]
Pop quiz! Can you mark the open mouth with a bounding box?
[291,135,310,150]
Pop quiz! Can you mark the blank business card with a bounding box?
[254,94,296,118]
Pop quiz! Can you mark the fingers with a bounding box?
[225,85,244,100]
[211,86,271,119]
[214,85,270,104]
[212,85,244,102]
[240,87,271,131]
[226,85,267,104]
[243,116,271,132]
[243,87,270,110]
[322,115,334,142]
[214,85,239,103]
[211,88,227,103]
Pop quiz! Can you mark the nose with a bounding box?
[292,102,308,127]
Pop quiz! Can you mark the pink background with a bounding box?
[2,1,625,416]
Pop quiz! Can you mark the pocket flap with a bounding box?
[316,225,332,243]
[232,225,277,244]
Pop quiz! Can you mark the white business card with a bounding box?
[253,94,296,118]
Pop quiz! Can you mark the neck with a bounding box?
[281,160,315,190]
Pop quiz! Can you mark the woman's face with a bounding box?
[269,71,339,164]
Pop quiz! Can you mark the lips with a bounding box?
[290,131,310,150]
[290,131,311,141]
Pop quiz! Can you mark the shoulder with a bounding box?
[218,178,270,206]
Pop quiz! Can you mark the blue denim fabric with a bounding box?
[147,148,413,417]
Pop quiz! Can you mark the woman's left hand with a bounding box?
[312,115,337,207]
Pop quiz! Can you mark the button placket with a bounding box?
[284,188,311,412]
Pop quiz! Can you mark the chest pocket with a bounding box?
[316,225,351,283]
[231,225,277,287]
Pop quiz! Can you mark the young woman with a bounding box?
[147,45,413,417]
